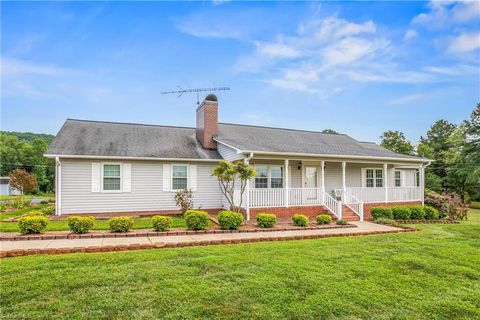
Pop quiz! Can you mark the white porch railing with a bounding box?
[346,187,422,203]
[342,190,363,221]
[388,187,422,202]
[249,188,285,208]
[323,192,342,219]
[289,188,323,206]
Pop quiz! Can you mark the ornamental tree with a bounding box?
[9,169,37,194]
[212,160,256,213]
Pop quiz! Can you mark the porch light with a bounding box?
[297,161,302,170]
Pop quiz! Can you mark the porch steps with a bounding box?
[341,205,360,222]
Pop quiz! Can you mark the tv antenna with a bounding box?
[161,86,230,104]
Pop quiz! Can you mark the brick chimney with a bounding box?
[196,94,218,149]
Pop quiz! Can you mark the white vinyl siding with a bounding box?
[60,159,222,214]
[217,143,244,162]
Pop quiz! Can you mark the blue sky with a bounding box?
[1,1,479,144]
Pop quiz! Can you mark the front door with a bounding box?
[304,166,319,203]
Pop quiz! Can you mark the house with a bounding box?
[45,94,430,221]
[0,177,21,196]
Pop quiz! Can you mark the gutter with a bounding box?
[44,154,221,162]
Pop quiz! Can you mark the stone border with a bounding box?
[394,219,459,224]
[0,227,416,259]
[0,224,356,241]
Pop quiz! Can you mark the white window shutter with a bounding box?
[401,170,406,187]
[361,168,366,188]
[189,164,197,191]
[91,163,101,192]
[123,163,131,192]
[163,164,171,192]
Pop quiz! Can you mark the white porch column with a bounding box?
[284,159,289,207]
[244,157,251,221]
[55,157,62,216]
[420,164,425,205]
[384,163,388,203]
[342,161,346,192]
[321,160,325,204]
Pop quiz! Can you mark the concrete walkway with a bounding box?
[0,222,411,257]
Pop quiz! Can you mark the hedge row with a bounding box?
[371,205,440,221]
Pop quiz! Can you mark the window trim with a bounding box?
[253,165,284,189]
[101,162,123,193]
[394,170,403,187]
[171,164,189,191]
[364,168,384,188]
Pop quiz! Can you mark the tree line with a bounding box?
[0,131,55,193]
[380,103,479,201]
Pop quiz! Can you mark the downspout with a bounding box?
[244,153,254,221]
[55,157,62,216]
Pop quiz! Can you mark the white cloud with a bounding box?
[322,37,389,67]
[403,29,418,41]
[255,41,301,59]
[1,57,67,76]
[413,1,480,28]
[389,94,427,105]
[448,32,480,53]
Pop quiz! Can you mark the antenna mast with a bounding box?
[161,86,230,104]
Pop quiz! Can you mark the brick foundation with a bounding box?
[249,206,330,219]
[363,201,422,220]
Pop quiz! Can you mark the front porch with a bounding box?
[241,157,426,222]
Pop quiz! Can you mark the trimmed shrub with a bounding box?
[316,214,332,225]
[424,206,440,220]
[184,210,210,230]
[256,213,276,228]
[374,217,396,225]
[40,199,49,204]
[18,215,48,234]
[292,214,309,227]
[336,219,348,225]
[392,206,411,220]
[109,216,134,232]
[217,210,244,230]
[409,206,425,220]
[68,216,95,234]
[371,207,393,220]
[41,206,55,216]
[152,215,173,231]
[25,210,45,217]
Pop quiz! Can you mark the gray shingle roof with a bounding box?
[46,119,221,160]
[46,119,427,162]
[215,123,427,161]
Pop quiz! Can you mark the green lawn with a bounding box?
[1,210,479,319]
[0,194,54,201]
[0,208,186,232]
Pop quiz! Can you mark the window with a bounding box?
[270,166,284,188]
[103,164,121,191]
[254,165,284,188]
[395,170,402,187]
[172,165,188,190]
[255,166,268,188]
[365,168,384,188]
